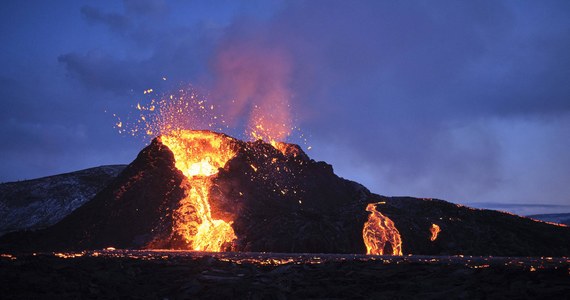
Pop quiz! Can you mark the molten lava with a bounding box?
[160,130,238,251]
[363,203,403,255]
[430,224,441,242]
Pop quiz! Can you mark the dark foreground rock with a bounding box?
[1,251,569,299]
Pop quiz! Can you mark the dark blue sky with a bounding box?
[1,0,569,214]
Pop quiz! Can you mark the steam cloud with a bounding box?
[213,39,293,142]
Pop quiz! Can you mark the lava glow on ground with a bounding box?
[3,249,569,271]
[2,249,570,298]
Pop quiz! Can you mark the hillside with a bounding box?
[0,165,125,236]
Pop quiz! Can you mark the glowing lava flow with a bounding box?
[160,130,237,251]
[430,224,441,241]
[363,203,403,255]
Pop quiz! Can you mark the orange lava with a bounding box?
[271,141,302,157]
[160,130,237,252]
[363,203,403,255]
[430,224,441,241]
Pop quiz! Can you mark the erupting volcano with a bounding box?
[95,86,399,254]
[2,88,570,258]
[0,128,369,253]
[3,127,570,257]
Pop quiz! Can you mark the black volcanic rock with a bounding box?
[210,139,370,253]
[0,139,186,250]
[1,130,570,256]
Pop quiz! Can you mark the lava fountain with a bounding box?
[160,130,238,251]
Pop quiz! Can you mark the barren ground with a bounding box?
[1,250,569,299]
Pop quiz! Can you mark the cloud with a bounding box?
[123,0,168,16]
[0,71,140,182]
[211,28,293,141]
[11,0,569,209]
[81,5,131,35]
[237,0,570,206]
[58,51,148,94]
[467,202,570,216]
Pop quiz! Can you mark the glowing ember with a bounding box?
[272,141,302,157]
[118,88,228,139]
[363,203,403,255]
[118,86,300,144]
[430,224,441,241]
[114,83,313,171]
[160,130,238,252]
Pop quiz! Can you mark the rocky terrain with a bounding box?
[1,131,569,257]
[0,165,125,237]
[1,250,569,299]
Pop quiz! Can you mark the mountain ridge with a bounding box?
[1,132,569,256]
[528,213,570,226]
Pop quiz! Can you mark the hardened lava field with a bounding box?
[1,250,569,299]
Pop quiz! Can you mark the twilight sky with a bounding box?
[1,0,569,215]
